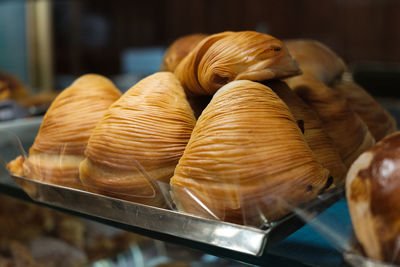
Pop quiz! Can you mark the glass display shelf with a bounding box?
[0,117,341,266]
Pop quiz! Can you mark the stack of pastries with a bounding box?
[284,39,396,166]
[7,31,396,227]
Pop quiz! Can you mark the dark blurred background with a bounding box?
[0,0,399,95]
[53,0,400,73]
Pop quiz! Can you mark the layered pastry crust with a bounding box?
[284,39,346,84]
[171,80,330,226]
[286,75,375,167]
[267,80,346,185]
[333,79,396,141]
[79,72,196,206]
[161,33,208,72]
[8,74,121,189]
[175,31,300,96]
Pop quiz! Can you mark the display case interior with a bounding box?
[1,0,400,266]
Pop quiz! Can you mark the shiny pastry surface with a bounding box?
[285,38,395,143]
[175,31,300,96]
[284,39,346,85]
[333,79,397,141]
[80,72,196,206]
[171,80,330,226]
[15,74,121,189]
[267,80,346,185]
[347,132,400,264]
[286,74,375,167]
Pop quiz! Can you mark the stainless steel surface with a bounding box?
[343,251,396,267]
[12,174,267,256]
[10,174,342,258]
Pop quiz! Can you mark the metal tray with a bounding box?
[9,174,342,266]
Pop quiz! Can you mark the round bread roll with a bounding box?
[346,132,400,264]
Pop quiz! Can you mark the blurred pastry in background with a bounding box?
[286,74,375,167]
[161,33,208,72]
[0,70,58,121]
[0,240,39,267]
[0,194,147,267]
[346,132,400,264]
[333,76,397,141]
[0,70,29,101]
[0,80,11,100]
[285,39,396,142]
[17,91,59,116]
[267,80,347,185]
[0,71,29,121]
[284,39,346,85]
[7,74,121,189]
[284,39,381,166]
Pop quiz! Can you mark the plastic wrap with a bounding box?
[276,131,400,267]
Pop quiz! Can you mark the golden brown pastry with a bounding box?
[285,38,394,153]
[346,132,400,264]
[266,80,347,185]
[0,70,28,100]
[0,81,10,100]
[175,31,300,96]
[16,92,58,109]
[284,39,385,166]
[161,33,210,118]
[1,241,38,267]
[7,155,25,176]
[79,72,196,207]
[170,80,331,226]
[160,33,208,72]
[286,75,375,167]
[333,78,396,141]
[284,39,346,85]
[8,74,121,189]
